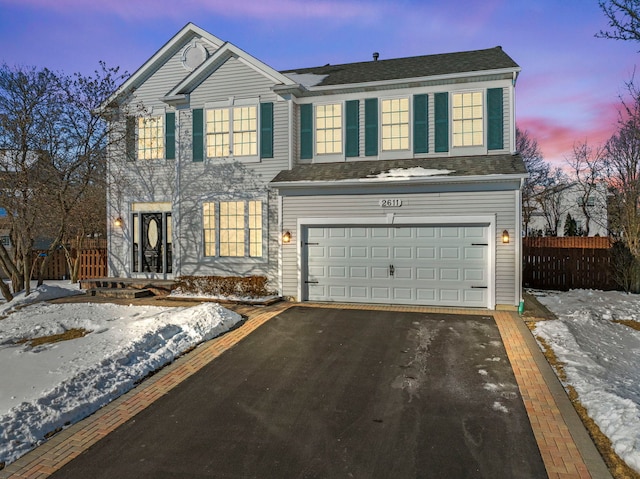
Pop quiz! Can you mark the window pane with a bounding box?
[202,202,216,257]
[315,103,342,155]
[232,106,257,157]
[249,200,262,257]
[137,115,165,160]
[452,91,483,147]
[381,98,409,151]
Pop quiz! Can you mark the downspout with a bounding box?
[516,179,524,312]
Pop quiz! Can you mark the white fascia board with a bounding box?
[99,23,224,112]
[166,42,297,99]
[277,67,520,98]
[271,173,528,190]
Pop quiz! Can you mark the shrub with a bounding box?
[610,241,640,293]
[173,275,275,299]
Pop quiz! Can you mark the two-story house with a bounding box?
[103,23,526,310]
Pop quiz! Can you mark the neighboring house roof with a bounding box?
[271,154,526,185]
[280,47,519,87]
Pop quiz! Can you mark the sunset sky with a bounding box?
[0,0,637,166]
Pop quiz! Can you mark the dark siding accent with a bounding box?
[345,100,359,157]
[487,88,504,150]
[125,116,136,161]
[413,94,428,154]
[165,112,175,160]
[260,102,274,158]
[192,108,204,162]
[365,98,378,156]
[434,92,449,153]
[300,103,313,159]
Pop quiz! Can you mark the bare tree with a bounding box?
[534,168,570,236]
[597,0,640,44]
[566,141,608,236]
[0,63,123,299]
[605,80,640,257]
[516,127,550,236]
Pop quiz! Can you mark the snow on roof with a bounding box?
[369,167,456,179]
[282,72,329,88]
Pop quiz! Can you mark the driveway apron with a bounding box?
[50,306,546,479]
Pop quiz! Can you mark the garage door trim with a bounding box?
[297,215,496,308]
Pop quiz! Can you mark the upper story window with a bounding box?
[205,106,257,158]
[316,104,342,154]
[381,98,409,151]
[138,116,165,160]
[202,199,263,258]
[452,92,483,147]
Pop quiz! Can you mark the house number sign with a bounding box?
[379,199,403,207]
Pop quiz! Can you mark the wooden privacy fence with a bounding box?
[522,237,617,291]
[33,239,108,280]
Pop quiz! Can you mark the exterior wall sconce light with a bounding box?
[282,231,292,244]
[114,216,124,228]
[502,229,510,244]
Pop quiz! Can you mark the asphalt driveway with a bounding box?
[51,306,546,478]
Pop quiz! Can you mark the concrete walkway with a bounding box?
[0,302,612,479]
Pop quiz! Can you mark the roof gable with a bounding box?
[164,42,296,102]
[100,23,224,110]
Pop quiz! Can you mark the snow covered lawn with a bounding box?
[532,289,640,473]
[0,282,242,467]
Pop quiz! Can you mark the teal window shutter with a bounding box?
[413,94,428,154]
[345,100,359,157]
[192,109,203,162]
[125,116,136,161]
[487,88,504,150]
[434,93,449,153]
[260,102,274,158]
[365,98,378,156]
[165,112,175,160]
[300,103,313,159]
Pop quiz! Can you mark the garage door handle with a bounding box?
[305,280,319,284]
[471,286,487,289]
[471,243,488,246]
[305,242,319,246]
[389,264,395,276]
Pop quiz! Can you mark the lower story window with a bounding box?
[203,200,263,258]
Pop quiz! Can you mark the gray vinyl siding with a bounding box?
[280,189,518,306]
[190,57,279,105]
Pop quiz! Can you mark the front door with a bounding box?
[132,212,172,275]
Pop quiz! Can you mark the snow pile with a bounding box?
[369,167,455,179]
[0,289,242,466]
[532,289,640,472]
[0,281,83,315]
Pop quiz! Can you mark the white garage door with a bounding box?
[304,225,490,307]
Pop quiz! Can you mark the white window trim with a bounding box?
[136,109,166,161]
[378,95,413,160]
[450,89,488,156]
[314,101,344,159]
[204,98,260,163]
[202,198,267,260]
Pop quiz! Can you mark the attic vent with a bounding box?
[182,41,208,71]
[373,52,379,61]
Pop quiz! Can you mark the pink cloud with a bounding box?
[0,0,381,21]
[518,104,620,166]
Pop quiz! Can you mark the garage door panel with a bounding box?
[417,268,436,280]
[417,247,435,259]
[393,246,412,259]
[306,225,489,307]
[350,246,368,258]
[394,267,413,280]
[371,287,391,300]
[440,247,460,260]
[372,247,391,258]
[371,267,389,279]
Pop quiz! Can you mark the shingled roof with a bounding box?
[280,47,519,87]
[270,154,526,185]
